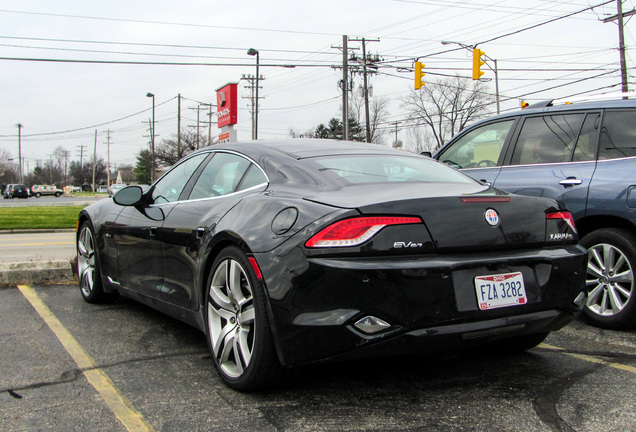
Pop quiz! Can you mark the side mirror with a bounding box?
[420,151,432,158]
[113,186,143,206]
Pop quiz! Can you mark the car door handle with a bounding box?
[558,178,583,187]
[150,226,157,236]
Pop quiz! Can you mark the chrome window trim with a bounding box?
[499,159,598,169]
[149,149,269,207]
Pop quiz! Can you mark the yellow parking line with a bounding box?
[0,242,74,247]
[18,285,154,432]
[540,343,636,374]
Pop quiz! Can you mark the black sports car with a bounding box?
[77,139,587,391]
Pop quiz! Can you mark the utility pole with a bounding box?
[603,0,636,93]
[104,130,111,187]
[348,38,380,143]
[92,130,97,193]
[77,145,87,185]
[62,150,70,188]
[343,35,349,141]
[189,105,206,149]
[177,94,182,159]
[241,74,265,140]
[16,123,23,184]
[392,121,401,148]
[332,36,359,140]
[362,38,371,143]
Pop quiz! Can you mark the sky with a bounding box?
[0,0,633,173]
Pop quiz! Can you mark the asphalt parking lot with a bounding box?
[1,283,635,432]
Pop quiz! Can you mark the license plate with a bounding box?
[474,272,527,310]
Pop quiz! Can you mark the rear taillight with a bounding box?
[546,211,577,233]
[305,216,421,248]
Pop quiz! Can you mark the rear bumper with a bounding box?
[256,244,588,367]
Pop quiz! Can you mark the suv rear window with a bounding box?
[599,110,636,160]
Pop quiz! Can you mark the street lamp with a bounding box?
[247,48,260,140]
[146,92,155,183]
[441,41,500,114]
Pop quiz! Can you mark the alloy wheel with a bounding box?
[586,243,634,317]
[77,225,96,298]
[208,258,256,378]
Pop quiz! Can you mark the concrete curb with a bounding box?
[0,260,76,287]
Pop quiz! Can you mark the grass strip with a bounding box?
[0,206,85,230]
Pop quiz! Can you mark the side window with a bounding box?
[438,120,515,169]
[189,153,261,199]
[237,164,267,191]
[151,153,208,204]
[510,114,584,165]
[598,110,636,160]
[572,113,600,162]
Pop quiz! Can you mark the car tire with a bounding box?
[55,192,61,197]
[77,221,116,303]
[205,246,289,391]
[35,192,41,198]
[580,228,636,329]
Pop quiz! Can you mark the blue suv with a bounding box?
[434,96,636,329]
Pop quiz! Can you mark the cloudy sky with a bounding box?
[0,0,632,171]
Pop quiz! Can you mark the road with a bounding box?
[0,195,102,207]
[1,283,635,431]
[0,231,76,262]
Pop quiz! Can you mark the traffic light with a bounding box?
[472,48,485,80]
[414,61,425,90]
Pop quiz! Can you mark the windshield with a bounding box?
[309,154,476,185]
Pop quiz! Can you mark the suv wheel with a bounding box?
[35,192,41,198]
[580,228,636,329]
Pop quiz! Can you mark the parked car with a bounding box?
[108,183,127,198]
[433,94,636,330]
[2,184,12,199]
[6,184,29,199]
[31,184,64,198]
[77,139,587,391]
[97,185,108,193]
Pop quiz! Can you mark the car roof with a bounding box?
[197,139,412,160]
[473,97,636,125]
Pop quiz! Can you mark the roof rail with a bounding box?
[522,100,555,109]
[552,91,636,105]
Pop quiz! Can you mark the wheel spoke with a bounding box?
[228,260,247,306]
[607,286,626,312]
[236,327,252,370]
[209,284,232,311]
[240,304,255,324]
[614,269,633,285]
[216,323,236,360]
[586,283,605,306]
[589,248,606,274]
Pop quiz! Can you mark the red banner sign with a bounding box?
[216,83,238,127]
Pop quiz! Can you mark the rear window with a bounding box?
[310,155,475,185]
[599,110,636,160]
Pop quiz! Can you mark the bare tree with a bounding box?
[0,146,18,184]
[155,129,200,167]
[403,127,436,154]
[348,92,391,144]
[402,75,495,151]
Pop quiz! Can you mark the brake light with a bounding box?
[305,216,421,248]
[546,211,577,233]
